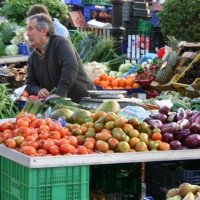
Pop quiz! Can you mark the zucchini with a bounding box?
[171,102,188,113]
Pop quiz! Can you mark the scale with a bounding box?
[79,97,147,110]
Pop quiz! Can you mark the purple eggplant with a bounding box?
[167,112,177,122]
[176,107,187,121]
[189,123,200,134]
[191,111,200,124]
[159,105,170,116]
[173,129,191,141]
[148,119,163,129]
[170,140,182,150]
[161,122,180,134]
[183,134,200,148]
[177,119,191,130]
[162,132,174,143]
[180,145,189,150]
[149,113,167,123]
[185,109,193,118]
[143,117,153,124]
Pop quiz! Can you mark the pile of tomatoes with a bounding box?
[0,114,98,156]
[0,110,171,157]
[93,73,141,90]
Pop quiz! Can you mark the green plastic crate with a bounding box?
[91,163,142,200]
[0,157,90,200]
[81,0,111,6]
[138,19,152,36]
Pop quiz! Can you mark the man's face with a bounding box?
[27,18,46,49]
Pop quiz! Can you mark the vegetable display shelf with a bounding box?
[0,145,199,168]
[0,146,200,199]
[0,55,28,64]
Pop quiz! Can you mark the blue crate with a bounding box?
[18,44,30,55]
[65,0,83,6]
[152,11,160,26]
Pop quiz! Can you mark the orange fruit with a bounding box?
[125,86,133,89]
[151,132,163,141]
[105,86,112,89]
[132,82,140,89]
[117,77,126,88]
[158,141,170,151]
[99,73,108,81]
[107,76,115,83]
[125,78,135,87]
[94,78,100,85]
[111,79,118,88]
[100,80,108,89]
[126,75,134,79]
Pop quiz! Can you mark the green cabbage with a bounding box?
[5,45,19,56]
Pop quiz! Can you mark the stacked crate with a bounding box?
[145,160,200,200]
[134,0,152,18]
[91,163,142,200]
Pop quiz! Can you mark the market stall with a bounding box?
[0,1,200,200]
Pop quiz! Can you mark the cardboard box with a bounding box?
[69,11,87,28]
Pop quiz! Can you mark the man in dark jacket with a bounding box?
[26,13,95,103]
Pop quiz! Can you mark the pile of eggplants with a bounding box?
[144,105,200,150]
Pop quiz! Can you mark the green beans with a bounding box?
[0,83,20,119]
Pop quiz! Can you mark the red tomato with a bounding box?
[23,146,37,156]
[37,149,48,156]
[40,125,50,133]
[38,132,50,140]
[6,138,16,149]
[18,126,30,138]
[77,145,88,155]
[37,139,46,149]
[57,138,70,147]
[35,119,46,128]
[60,143,75,154]
[27,141,39,150]
[84,141,94,150]
[49,131,61,140]
[3,133,13,143]
[16,119,29,128]
[49,145,60,155]
[68,135,78,148]
[48,122,59,131]
[56,126,67,138]
[43,140,54,152]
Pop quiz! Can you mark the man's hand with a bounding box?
[38,88,49,99]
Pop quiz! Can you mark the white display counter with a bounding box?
[0,145,199,168]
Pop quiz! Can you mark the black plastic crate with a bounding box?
[145,160,200,200]
[91,163,142,200]
[0,74,25,90]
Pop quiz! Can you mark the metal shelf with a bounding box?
[0,55,28,64]
[0,145,199,168]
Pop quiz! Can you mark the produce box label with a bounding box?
[119,105,151,122]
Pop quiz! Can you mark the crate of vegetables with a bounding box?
[94,73,143,95]
[145,160,200,200]
[171,53,200,98]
